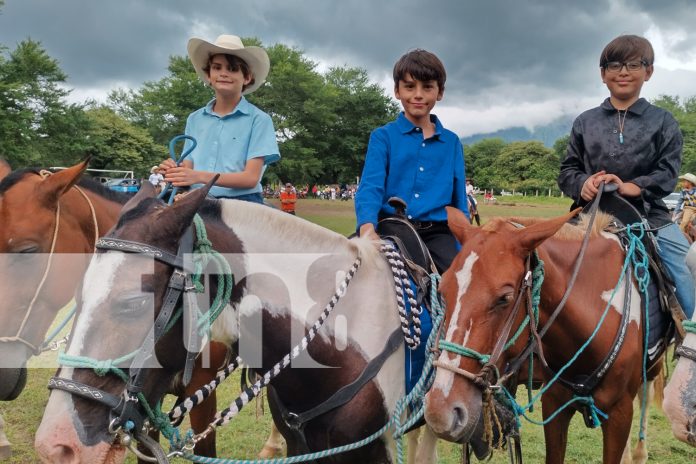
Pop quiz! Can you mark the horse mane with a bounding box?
[482,211,616,240]
[0,168,39,195]
[0,167,130,205]
[218,200,383,263]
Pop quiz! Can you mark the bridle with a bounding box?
[49,226,198,445]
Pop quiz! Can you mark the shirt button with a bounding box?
[421,143,426,147]
[613,129,617,133]
[419,167,424,172]
[407,215,413,219]
[610,152,615,156]
[414,193,420,198]
[415,127,421,132]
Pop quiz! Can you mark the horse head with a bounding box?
[424,207,579,443]
[0,160,93,400]
[35,179,217,464]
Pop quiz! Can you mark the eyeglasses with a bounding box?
[603,60,648,73]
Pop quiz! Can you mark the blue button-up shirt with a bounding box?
[355,112,468,226]
[184,97,280,198]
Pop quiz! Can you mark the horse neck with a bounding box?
[60,187,123,252]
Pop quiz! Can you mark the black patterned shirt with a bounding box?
[558,97,683,227]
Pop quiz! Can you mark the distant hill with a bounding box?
[461,115,574,148]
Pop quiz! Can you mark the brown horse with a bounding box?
[0,161,225,460]
[35,179,443,464]
[424,207,663,464]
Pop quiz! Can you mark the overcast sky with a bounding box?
[2,0,696,137]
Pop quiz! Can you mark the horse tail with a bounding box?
[651,365,665,410]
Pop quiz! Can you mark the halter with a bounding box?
[0,173,98,355]
[50,224,200,441]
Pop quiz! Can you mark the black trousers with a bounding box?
[412,221,459,274]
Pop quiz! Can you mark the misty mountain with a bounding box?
[461,115,574,148]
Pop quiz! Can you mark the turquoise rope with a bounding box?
[179,274,447,464]
[684,320,696,334]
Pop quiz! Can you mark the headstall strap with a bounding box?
[51,225,199,435]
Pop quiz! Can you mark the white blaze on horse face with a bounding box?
[67,253,127,358]
[432,252,478,398]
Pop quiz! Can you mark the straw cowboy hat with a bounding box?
[187,34,270,94]
[150,166,159,174]
[679,173,696,185]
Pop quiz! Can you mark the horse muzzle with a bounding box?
[0,366,27,401]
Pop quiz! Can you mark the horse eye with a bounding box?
[17,245,39,254]
[113,295,151,315]
[494,293,513,309]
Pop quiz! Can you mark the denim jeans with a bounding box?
[656,222,695,318]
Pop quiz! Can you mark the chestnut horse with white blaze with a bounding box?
[425,207,663,464]
[35,179,440,464]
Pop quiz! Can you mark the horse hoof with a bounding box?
[0,444,11,459]
[257,445,283,458]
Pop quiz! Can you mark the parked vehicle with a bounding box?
[663,192,681,211]
[106,178,140,194]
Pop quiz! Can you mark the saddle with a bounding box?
[376,197,437,284]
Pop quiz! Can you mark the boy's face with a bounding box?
[394,74,443,123]
[600,55,653,103]
[207,54,252,98]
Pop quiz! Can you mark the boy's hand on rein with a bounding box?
[580,171,606,201]
[359,223,381,246]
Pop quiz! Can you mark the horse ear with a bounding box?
[164,175,220,230]
[516,208,582,253]
[37,159,90,204]
[119,181,157,216]
[446,206,474,243]
[0,158,11,181]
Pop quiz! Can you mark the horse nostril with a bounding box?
[453,405,467,430]
[40,444,77,464]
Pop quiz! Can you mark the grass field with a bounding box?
[4,196,696,463]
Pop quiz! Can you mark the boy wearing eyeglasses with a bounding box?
[558,34,694,318]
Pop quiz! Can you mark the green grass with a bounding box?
[4,197,695,463]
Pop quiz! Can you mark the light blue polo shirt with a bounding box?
[183,97,280,198]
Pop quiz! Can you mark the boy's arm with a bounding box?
[355,129,389,231]
[627,114,683,202]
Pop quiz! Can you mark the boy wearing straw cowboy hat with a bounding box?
[675,172,696,232]
[159,34,280,203]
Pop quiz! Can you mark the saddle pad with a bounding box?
[644,275,669,364]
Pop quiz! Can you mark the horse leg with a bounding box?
[0,414,11,459]
[601,395,634,464]
[258,423,285,458]
[406,427,419,464]
[629,380,653,464]
[541,387,575,464]
[411,426,438,464]
[185,341,230,457]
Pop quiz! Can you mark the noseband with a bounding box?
[49,226,198,439]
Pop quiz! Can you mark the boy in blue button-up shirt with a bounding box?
[355,49,469,273]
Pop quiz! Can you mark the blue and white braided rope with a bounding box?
[381,242,421,350]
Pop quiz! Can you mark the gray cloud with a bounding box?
[1,0,695,135]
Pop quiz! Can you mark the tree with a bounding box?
[653,95,696,175]
[109,55,210,147]
[83,106,165,176]
[109,39,397,185]
[463,138,506,190]
[493,141,559,193]
[0,39,90,167]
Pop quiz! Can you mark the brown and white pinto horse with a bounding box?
[0,161,225,460]
[425,207,662,464]
[35,180,440,463]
